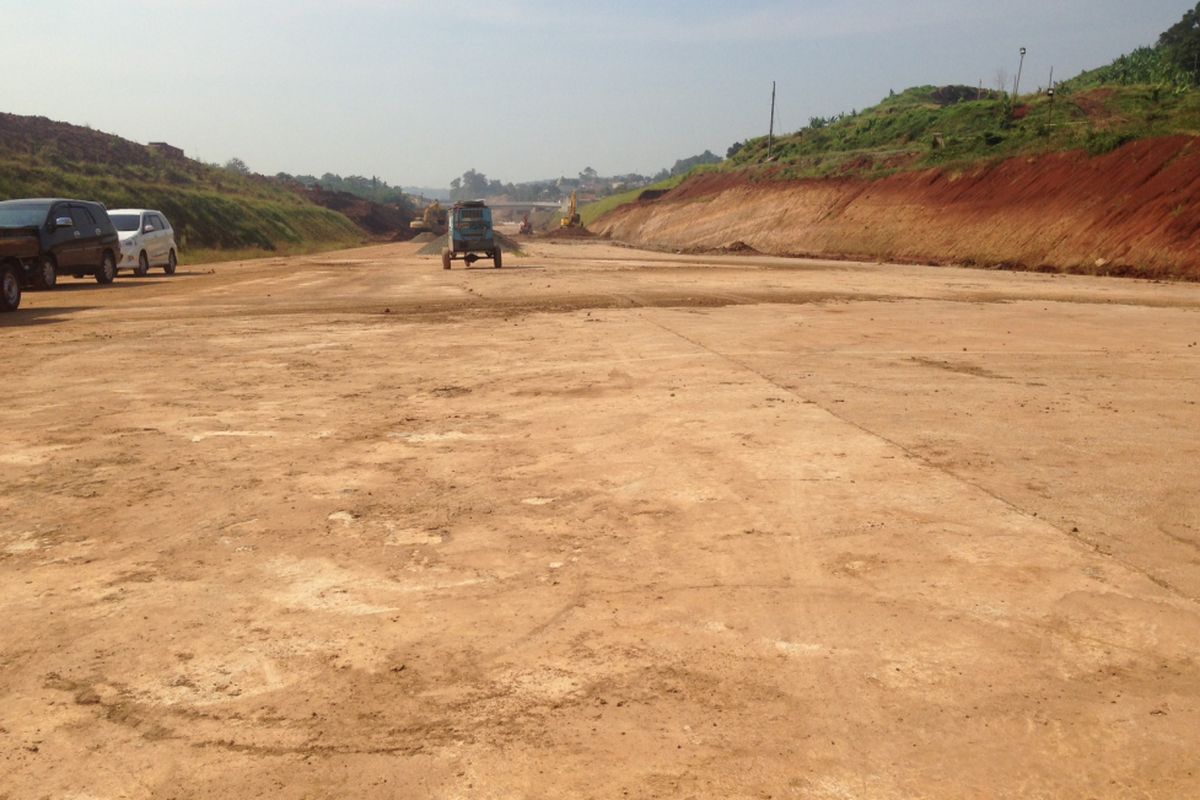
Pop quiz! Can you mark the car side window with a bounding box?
[145,215,161,231]
[151,215,168,231]
[50,205,70,228]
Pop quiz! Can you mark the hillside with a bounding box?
[589,9,1200,280]
[0,113,363,255]
[723,81,1200,181]
[591,84,1200,279]
[595,135,1200,279]
[717,2,1200,181]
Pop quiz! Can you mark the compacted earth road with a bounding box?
[2,240,1199,799]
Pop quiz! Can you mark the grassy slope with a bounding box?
[729,84,1200,179]
[579,174,690,227]
[0,114,362,255]
[583,83,1200,221]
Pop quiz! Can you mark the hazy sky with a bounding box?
[3,1,1195,188]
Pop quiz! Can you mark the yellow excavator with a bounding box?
[560,191,582,228]
[410,201,448,235]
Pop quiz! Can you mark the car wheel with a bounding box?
[1,264,20,311]
[95,251,116,284]
[442,249,452,270]
[493,247,502,269]
[134,251,149,277]
[165,250,177,275]
[32,257,57,290]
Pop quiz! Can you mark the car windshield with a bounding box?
[0,206,49,228]
[110,214,141,232]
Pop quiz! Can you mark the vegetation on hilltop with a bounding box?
[1063,2,1200,92]
[582,0,1200,220]
[273,171,410,207]
[723,81,1200,181]
[0,113,362,253]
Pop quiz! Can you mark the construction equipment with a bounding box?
[442,200,501,269]
[518,213,534,236]
[410,201,448,235]
[560,191,581,228]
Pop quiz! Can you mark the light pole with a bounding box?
[1045,66,1056,134]
[1013,47,1027,103]
[767,81,777,161]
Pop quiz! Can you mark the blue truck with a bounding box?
[442,200,502,269]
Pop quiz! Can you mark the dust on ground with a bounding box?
[2,240,1199,798]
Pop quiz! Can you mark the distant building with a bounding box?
[147,142,184,160]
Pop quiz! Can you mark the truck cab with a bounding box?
[442,200,501,269]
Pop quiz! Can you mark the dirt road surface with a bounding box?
[3,241,1199,798]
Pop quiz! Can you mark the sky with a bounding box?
[3,0,1196,189]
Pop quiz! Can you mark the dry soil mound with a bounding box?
[298,186,415,239]
[537,226,595,240]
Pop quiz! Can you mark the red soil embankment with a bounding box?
[595,136,1200,279]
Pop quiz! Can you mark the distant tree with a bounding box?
[224,157,250,175]
[579,166,598,182]
[1158,1,1200,83]
[726,141,745,158]
[449,169,492,200]
[667,150,722,176]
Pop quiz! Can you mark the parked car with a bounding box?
[109,209,178,276]
[0,199,120,287]
[0,227,38,311]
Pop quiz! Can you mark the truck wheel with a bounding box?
[1,264,20,311]
[134,251,149,277]
[32,257,56,290]
[165,250,177,275]
[95,251,116,284]
[493,247,502,269]
[442,249,452,270]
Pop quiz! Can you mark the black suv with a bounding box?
[0,199,121,288]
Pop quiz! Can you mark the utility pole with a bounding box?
[1046,66,1056,135]
[1013,47,1027,103]
[767,81,777,161]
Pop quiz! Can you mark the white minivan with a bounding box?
[109,209,178,276]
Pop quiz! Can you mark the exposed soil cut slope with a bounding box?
[294,186,415,240]
[595,136,1200,279]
